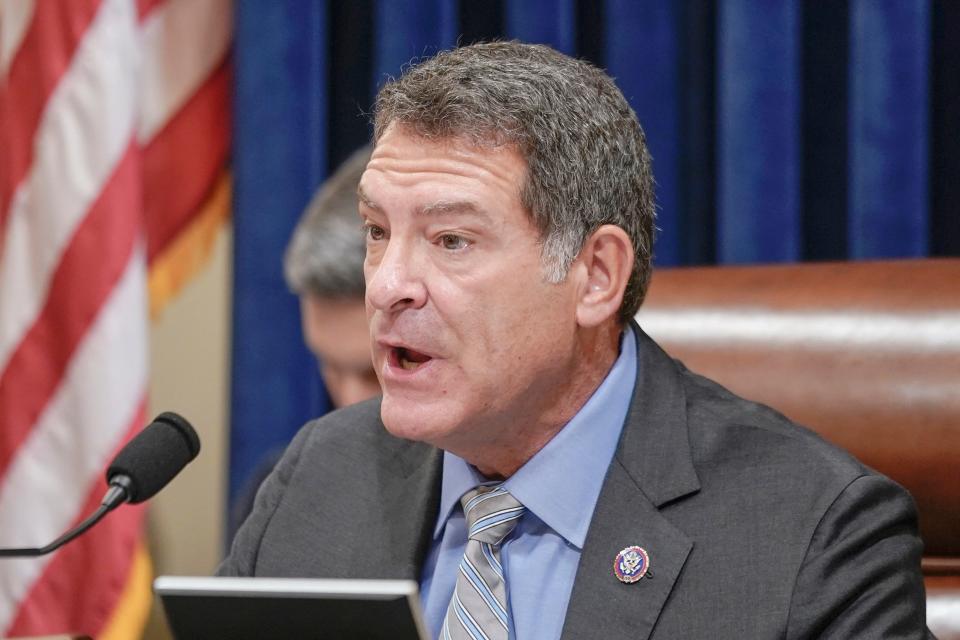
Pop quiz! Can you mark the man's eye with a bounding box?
[365,224,386,241]
[439,234,468,250]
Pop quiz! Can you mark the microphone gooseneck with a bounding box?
[0,412,200,558]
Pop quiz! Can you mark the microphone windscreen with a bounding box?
[106,412,201,503]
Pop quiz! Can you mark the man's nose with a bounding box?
[365,240,428,312]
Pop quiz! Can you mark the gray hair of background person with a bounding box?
[284,146,371,298]
[373,41,655,321]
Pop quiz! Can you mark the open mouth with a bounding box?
[393,346,432,371]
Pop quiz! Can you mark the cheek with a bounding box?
[502,286,576,363]
[462,283,557,364]
[423,265,568,368]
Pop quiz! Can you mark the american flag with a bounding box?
[0,0,231,636]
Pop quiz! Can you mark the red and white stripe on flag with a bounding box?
[0,0,231,637]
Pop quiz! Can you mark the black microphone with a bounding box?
[0,412,200,558]
[104,411,201,506]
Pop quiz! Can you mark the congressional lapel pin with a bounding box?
[613,545,650,583]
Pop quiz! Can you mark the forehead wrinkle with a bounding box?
[359,179,495,224]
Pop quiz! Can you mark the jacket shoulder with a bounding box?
[677,361,872,488]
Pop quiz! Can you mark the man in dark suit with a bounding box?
[220,42,929,638]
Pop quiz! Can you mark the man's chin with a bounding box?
[379,395,459,445]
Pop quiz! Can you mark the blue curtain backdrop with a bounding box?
[229,0,960,532]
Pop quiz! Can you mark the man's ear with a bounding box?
[574,224,634,328]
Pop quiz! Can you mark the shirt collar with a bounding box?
[433,327,638,548]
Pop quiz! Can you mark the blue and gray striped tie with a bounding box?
[442,485,526,640]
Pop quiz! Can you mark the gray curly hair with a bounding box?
[373,41,655,321]
[284,146,371,298]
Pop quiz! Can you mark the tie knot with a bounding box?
[460,485,525,545]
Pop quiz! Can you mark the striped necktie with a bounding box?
[442,485,526,640]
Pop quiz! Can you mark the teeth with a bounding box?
[400,357,418,370]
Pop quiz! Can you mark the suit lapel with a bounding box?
[561,462,693,640]
[561,324,700,640]
[383,439,444,578]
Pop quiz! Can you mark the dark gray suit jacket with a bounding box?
[220,327,929,638]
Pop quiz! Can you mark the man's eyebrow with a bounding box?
[417,200,491,221]
[357,186,379,210]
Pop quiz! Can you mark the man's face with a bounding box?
[359,127,581,459]
[300,295,380,408]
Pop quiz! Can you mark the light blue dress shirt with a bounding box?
[419,327,638,640]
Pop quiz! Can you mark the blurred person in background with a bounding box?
[229,146,377,534]
[283,145,379,409]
